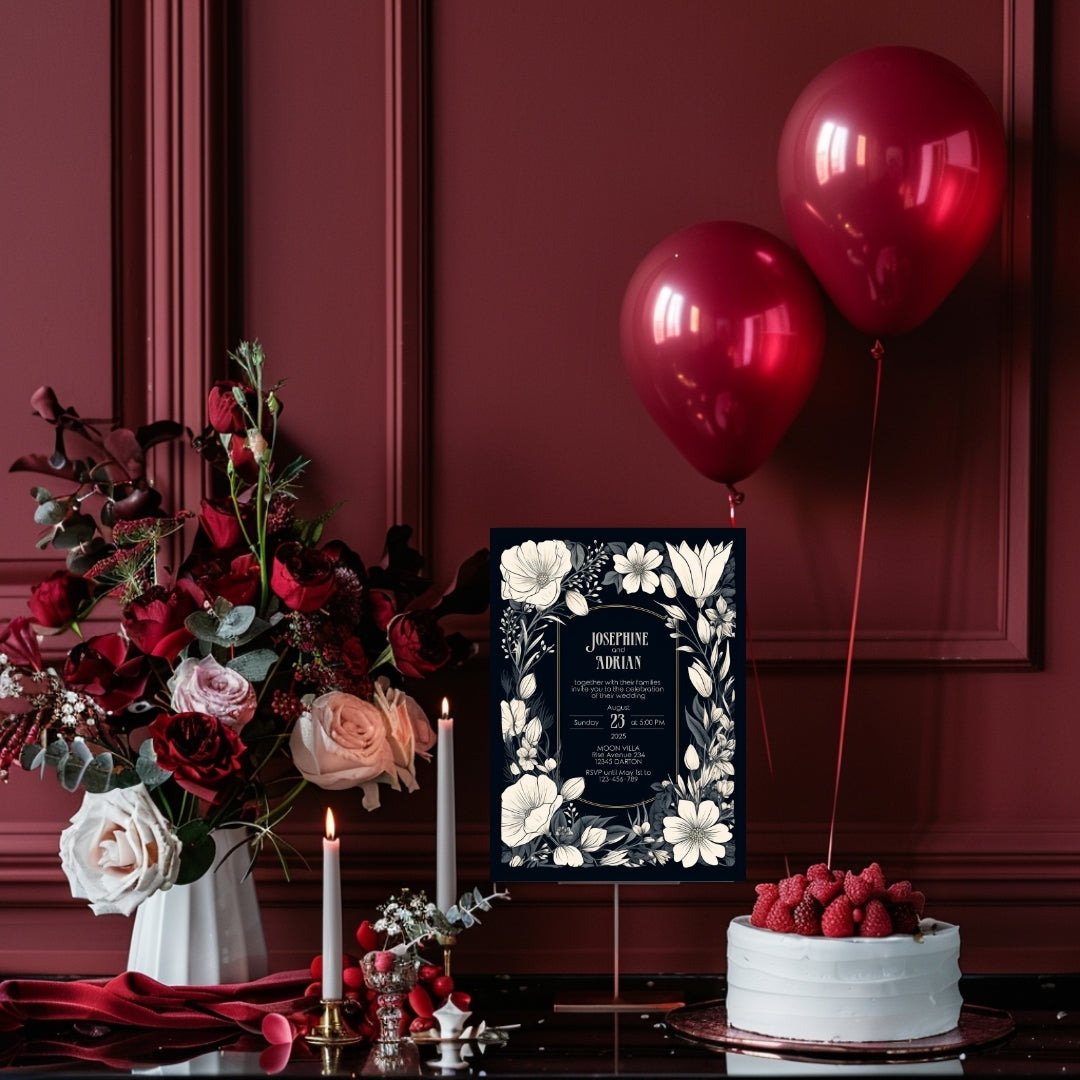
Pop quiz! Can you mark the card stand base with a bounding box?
[554,990,686,1014]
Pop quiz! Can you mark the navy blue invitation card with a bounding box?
[490,529,745,882]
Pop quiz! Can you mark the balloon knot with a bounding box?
[726,484,745,507]
[871,339,886,361]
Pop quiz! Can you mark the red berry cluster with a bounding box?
[750,862,926,938]
[306,919,470,1039]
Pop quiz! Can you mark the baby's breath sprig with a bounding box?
[372,886,509,957]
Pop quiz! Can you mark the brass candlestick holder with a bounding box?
[307,998,362,1046]
[437,932,457,979]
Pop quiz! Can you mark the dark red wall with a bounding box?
[1,0,1078,977]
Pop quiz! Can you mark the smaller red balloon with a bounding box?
[620,221,825,486]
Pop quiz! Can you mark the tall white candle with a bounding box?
[322,808,343,1000]
[436,698,457,913]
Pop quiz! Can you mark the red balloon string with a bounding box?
[826,339,885,869]
[727,484,744,527]
[731,487,792,877]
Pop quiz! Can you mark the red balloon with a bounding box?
[778,46,1006,337]
[620,221,825,486]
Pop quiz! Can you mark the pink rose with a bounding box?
[168,655,257,734]
[288,679,432,809]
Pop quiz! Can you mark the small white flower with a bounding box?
[612,543,663,594]
[518,674,536,700]
[683,744,700,771]
[565,589,589,617]
[662,799,732,868]
[501,699,528,740]
[688,660,713,698]
[561,776,586,801]
[665,540,732,601]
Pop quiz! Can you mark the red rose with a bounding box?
[207,380,250,434]
[63,633,150,714]
[270,542,337,612]
[0,616,43,670]
[227,434,260,484]
[387,611,450,678]
[148,710,247,804]
[28,570,91,631]
[195,553,261,608]
[122,580,205,660]
[198,496,247,550]
[368,590,396,632]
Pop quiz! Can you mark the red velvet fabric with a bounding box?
[0,969,313,1034]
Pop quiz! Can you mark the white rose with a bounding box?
[168,654,257,734]
[289,678,433,810]
[59,786,182,916]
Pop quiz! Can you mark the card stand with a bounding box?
[553,883,686,1013]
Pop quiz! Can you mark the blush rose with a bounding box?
[288,678,434,809]
[58,786,182,916]
[168,655,257,734]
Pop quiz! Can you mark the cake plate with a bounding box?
[665,1002,1015,1063]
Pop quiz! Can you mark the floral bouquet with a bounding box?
[0,341,487,916]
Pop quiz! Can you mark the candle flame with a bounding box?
[325,807,336,840]
[441,697,450,719]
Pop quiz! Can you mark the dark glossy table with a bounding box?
[1,975,1078,1076]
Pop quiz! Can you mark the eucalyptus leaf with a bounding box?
[81,753,118,794]
[174,831,216,885]
[185,610,222,642]
[226,648,279,682]
[33,500,66,526]
[59,740,93,792]
[136,740,172,789]
[218,605,256,638]
[19,743,46,772]
[30,486,53,503]
[53,515,96,550]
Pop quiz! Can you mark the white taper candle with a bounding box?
[436,698,457,913]
[322,808,343,999]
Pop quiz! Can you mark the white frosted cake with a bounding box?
[726,916,962,1042]
[725,862,963,1044]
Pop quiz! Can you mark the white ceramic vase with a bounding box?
[126,827,268,985]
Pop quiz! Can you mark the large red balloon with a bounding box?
[620,221,825,486]
[778,46,1006,337]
